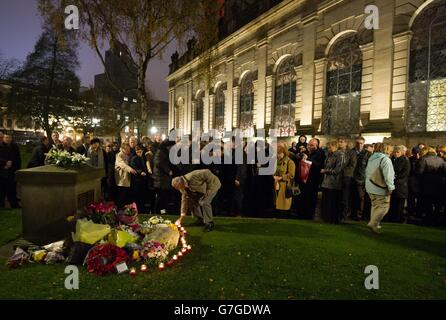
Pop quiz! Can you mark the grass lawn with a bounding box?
[0,209,445,300]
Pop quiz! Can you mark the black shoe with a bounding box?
[203,222,214,232]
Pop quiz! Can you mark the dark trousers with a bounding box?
[321,188,342,224]
[132,180,148,213]
[0,175,19,208]
[298,181,319,220]
[341,177,353,219]
[407,190,421,218]
[155,189,172,214]
[362,192,372,221]
[419,195,442,224]
[387,195,406,223]
[351,181,365,220]
[116,186,132,210]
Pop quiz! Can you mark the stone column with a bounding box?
[294,65,303,123]
[185,80,193,134]
[256,39,268,129]
[168,87,175,130]
[226,57,235,131]
[313,58,326,122]
[370,0,395,120]
[300,14,318,126]
[252,80,258,127]
[265,75,275,126]
[391,31,412,111]
[209,94,215,130]
[232,86,240,129]
[204,88,210,133]
[359,42,374,114]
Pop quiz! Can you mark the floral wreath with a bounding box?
[85,244,128,276]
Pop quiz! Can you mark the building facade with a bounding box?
[167,0,446,146]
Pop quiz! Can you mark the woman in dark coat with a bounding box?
[152,140,175,214]
[130,145,149,213]
[320,141,345,224]
[416,147,446,224]
[388,145,410,223]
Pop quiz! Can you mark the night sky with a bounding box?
[0,0,174,101]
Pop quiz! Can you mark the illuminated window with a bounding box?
[407,0,446,132]
[214,83,226,133]
[274,57,297,137]
[194,91,204,131]
[324,33,362,135]
[239,72,255,136]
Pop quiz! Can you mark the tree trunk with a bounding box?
[46,36,58,144]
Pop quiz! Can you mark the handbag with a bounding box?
[369,157,387,189]
[299,160,312,184]
[285,160,300,198]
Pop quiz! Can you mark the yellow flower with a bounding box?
[132,250,141,262]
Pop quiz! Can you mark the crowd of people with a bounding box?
[1,129,446,233]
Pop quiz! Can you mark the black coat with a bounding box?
[104,151,116,186]
[76,144,88,156]
[130,155,148,185]
[27,143,51,168]
[416,153,446,196]
[392,156,410,199]
[0,142,21,172]
[153,146,173,190]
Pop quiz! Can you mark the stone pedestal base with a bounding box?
[16,165,104,245]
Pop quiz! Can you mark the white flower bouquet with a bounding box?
[45,149,89,168]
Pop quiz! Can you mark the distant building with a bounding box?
[94,42,169,140]
[167,0,446,146]
[0,80,44,144]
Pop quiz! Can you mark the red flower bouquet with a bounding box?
[85,202,117,226]
[117,203,139,225]
[85,244,128,276]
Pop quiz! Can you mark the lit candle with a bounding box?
[181,248,187,254]
[140,264,148,272]
[158,263,165,270]
[173,255,178,261]
[178,251,183,258]
[129,267,137,276]
[187,245,192,251]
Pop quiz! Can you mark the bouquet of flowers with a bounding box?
[85,202,117,226]
[46,149,89,167]
[85,244,128,276]
[141,240,169,266]
[117,203,139,225]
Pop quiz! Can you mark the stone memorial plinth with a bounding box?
[16,165,105,245]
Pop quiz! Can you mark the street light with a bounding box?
[150,126,158,135]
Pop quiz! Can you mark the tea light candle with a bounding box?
[187,245,192,251]
[140,264,148,272]
[158,263,165,270]
[173,255,178,261]
[129,267,137,276]
[181,248,187,254]
[178,251,183,258]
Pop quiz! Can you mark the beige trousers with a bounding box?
[368,193,391,228]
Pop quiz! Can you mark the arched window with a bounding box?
[214,83,226,133]
[323,33,362,135]
[239,72,255,136]
[274,57,297,137]
[194,91,204,131]
[407,0,446,132]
